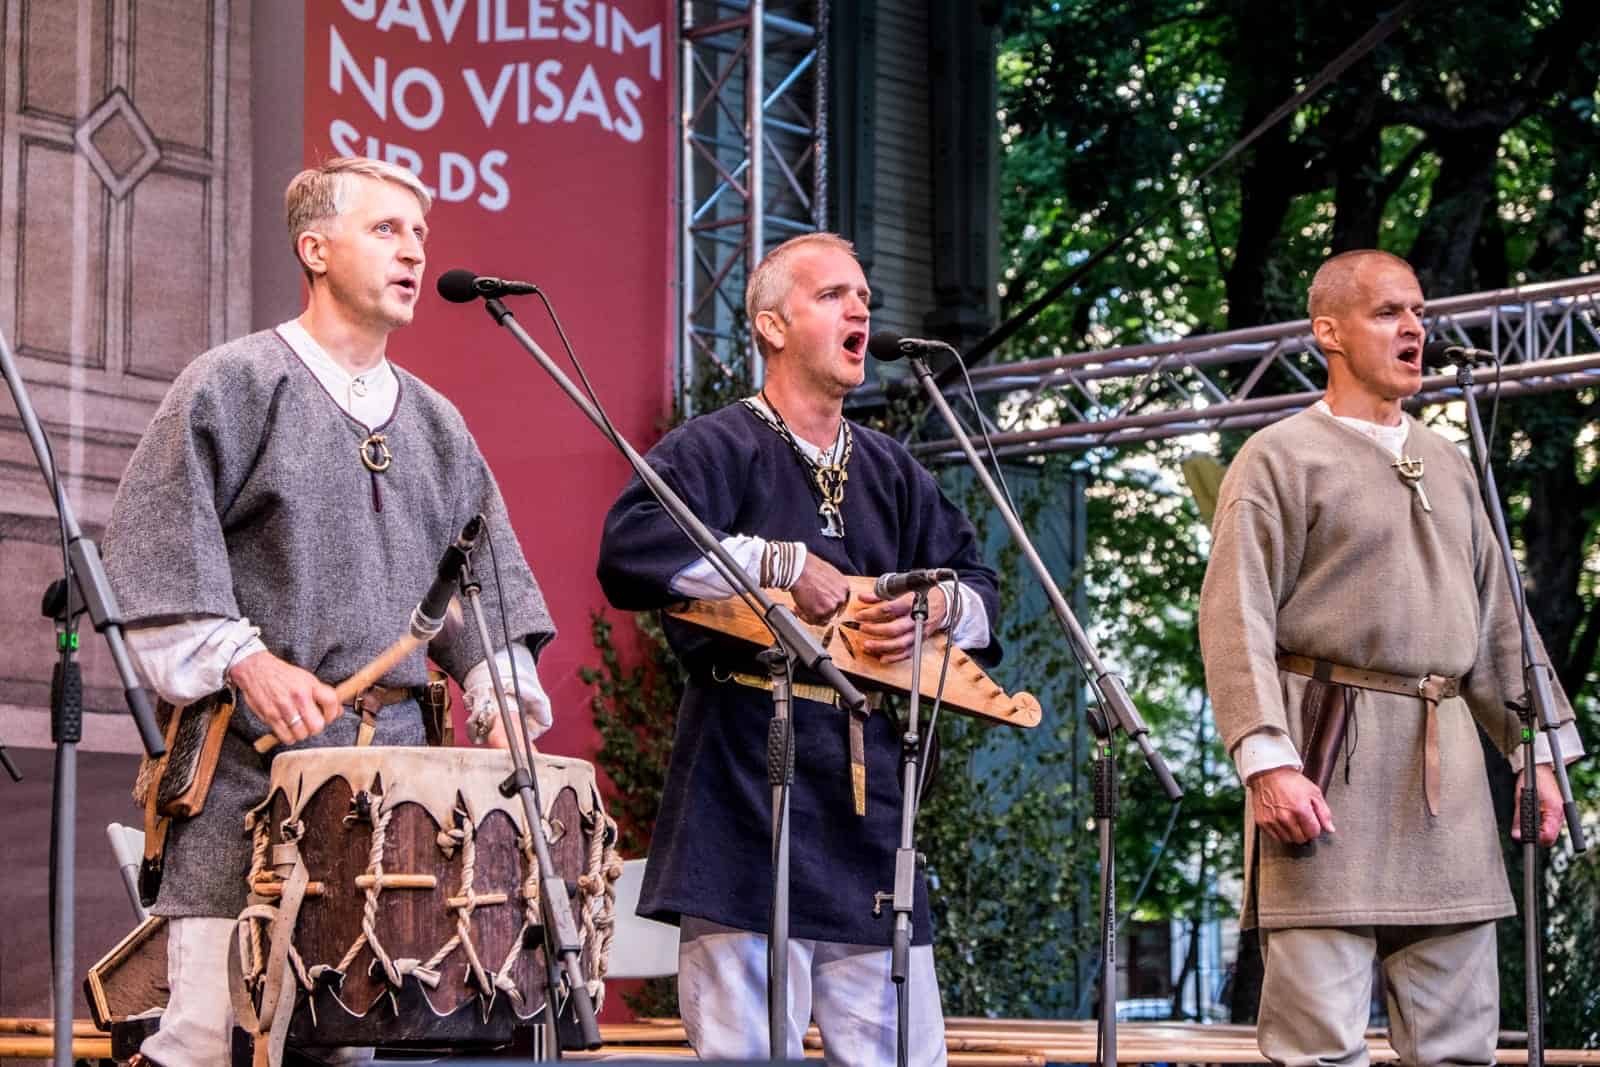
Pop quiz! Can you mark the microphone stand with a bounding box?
[760,647,795,1059]
[468,295,868,1060]
[902,354,1183,1065]
[889,589,930,1067]
[0,327,165,1067]
[1451,357,1587,1067]
[456,543,598,1056]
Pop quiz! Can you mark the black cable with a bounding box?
[39,424,74,982]
[914,575,962,810]
[527,288,773,629]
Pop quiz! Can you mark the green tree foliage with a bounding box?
[990,0,1600,1039]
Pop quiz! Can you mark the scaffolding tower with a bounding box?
[678,0,827,412]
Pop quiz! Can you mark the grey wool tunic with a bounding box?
[1199,406,1576,929]
[103,328,555,918]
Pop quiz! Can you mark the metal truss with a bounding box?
[678,0,826,411]
[900,275,1600,461]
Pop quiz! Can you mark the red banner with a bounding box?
[304,1,676,758]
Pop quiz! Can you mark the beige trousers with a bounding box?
[141,917,374,1067]
[1257,922,1498,1067]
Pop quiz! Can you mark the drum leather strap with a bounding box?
[350,683,421,746]
[230,848,310,1067]
[1277,653,1459,817]
[717,669,883,817]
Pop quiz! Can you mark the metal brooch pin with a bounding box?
[1393,456,1432,512]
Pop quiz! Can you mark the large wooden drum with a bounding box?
[234,747,619,1051]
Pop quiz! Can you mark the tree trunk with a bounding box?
[1406,129,1500,295]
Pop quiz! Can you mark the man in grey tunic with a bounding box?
[1199,249,1584,1065]
[103,157,556,1067]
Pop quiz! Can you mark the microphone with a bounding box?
[411,515,484,639]
[867,332,960,363]
[874,568,957,599]
[1423,340,1497,367]
[436,268,540,303]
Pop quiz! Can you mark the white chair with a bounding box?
[605,857,679,979]
[106,821,149,922]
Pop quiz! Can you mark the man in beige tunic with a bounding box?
[1199,249,1585,1065]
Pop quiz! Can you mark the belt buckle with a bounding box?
[352,686,381,716]
[1416,675,1434,700]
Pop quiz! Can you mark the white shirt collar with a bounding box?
[275,319,398,428]
[1313,398,1409,459]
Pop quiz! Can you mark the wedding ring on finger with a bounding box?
[287,713,304,727]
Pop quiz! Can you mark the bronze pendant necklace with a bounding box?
[750,392,852,538]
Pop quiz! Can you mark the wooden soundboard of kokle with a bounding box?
[666,575,1042,729]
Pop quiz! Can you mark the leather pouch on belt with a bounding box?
[1299,676,1352,796]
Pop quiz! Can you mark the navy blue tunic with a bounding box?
[597,403,1000,945]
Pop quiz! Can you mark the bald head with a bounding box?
[1307,250,1417,321]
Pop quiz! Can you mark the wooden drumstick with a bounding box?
[253,599,461,755]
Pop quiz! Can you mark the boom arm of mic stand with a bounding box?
[905,357,1181,801]
[0,328,163,757]
[477,298,866,714]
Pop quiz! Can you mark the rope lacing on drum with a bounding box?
[236,775,627,1026]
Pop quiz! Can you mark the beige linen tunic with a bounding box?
[1199,406,1574,929]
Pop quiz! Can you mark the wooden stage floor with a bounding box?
[3,1016,1596,1063]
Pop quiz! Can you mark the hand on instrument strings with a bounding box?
[854,585,950,664]
[1249,766,1335,845]
[227,649,341,746]
[1512,764,1565,847]
[789,554,852,624]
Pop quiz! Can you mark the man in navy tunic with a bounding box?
[598,233,1000,1065]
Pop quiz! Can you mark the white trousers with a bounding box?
[141,916,372,1067]
[1257,923,1499,1067]
[678,916,947,1067]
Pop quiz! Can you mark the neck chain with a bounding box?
[752,390,852,538]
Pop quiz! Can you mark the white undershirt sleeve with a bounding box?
[669,535,810,598]
[462,643,552,739]
[125,616,266,706]
[1233,728,1304,784]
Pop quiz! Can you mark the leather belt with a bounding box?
[1277,654,1459,817]
[717,669,883,818]
[350,683,423,747]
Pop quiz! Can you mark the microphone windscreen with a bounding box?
[437,268,481,303]
[867,332,908,362]
[1422,340,1464,366]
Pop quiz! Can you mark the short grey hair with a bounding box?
[285,156,432,279]
[1307,249,1415,320]
[745,232,858,356]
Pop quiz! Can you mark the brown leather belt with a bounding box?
[1277,654,1459,816]
[350,683,422,747]
[718,669,883,818]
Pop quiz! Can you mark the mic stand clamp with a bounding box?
[456,556,602,1056]
[1452,360,1587,1067]
[903,354,1182,1065]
